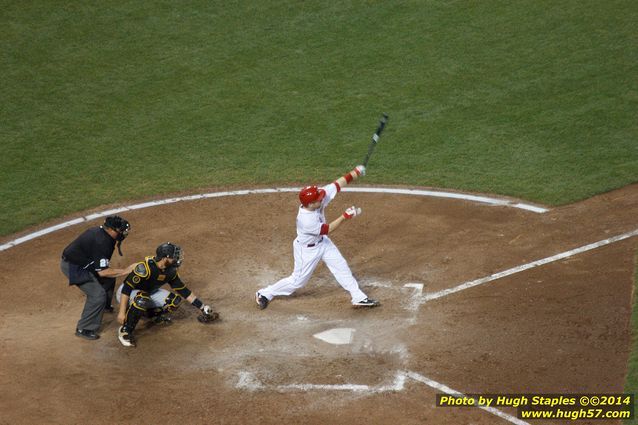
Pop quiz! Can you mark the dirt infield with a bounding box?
[0,185,637,425]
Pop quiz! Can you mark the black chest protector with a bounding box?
[128,257,179,293]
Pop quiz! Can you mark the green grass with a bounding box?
[2,0,637,235]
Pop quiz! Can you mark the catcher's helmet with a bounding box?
[299,186,326,206]
[104,215,130,241]
[155,242,183,266]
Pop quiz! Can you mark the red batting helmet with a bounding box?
[299,186,326,206]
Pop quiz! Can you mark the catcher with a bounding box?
[115,242,219,347]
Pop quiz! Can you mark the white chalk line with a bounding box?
[423,228,638,302]
[236,371,264,391]
[343,187,548,214]
[405,371,530,425]
[0,187,547,252]
[237,370,528,425]
[401,283,425,324]
[403,283,424,312]
[279,371,407,393]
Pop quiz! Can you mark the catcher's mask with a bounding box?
[155,242,183,267]
[299,185,326,206]
[104,215,130,256]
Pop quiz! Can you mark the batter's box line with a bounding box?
[422,228,638,303]
[363,280,424,321]
[236,370,529,425]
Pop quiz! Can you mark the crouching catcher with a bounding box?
[116,242,219,347]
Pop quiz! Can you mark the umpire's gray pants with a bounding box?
[60,259,106,332]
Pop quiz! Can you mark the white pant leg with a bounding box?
[322,238,367,304]
[116,284,127,304]
[149,289,171,308]
[259,240,323,300]
[116,284,168,309]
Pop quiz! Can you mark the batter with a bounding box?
[256,165,379,309]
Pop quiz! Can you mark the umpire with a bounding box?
[61,215,135,340]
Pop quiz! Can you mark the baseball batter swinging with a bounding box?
[256,165,379,309]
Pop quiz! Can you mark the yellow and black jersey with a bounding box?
[121,256,192,298]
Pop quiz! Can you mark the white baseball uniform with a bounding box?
[258,182,368,304]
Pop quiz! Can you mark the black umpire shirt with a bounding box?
[62,226,116,273]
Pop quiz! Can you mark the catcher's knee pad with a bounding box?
[125,293,150,332]
[132,292,152,311]
[163,292,182,313]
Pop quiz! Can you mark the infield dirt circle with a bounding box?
[1,184,637,425]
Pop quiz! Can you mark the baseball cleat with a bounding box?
[118,326,136,347]
[75,328,99,340]
[151,314,172,325]
[353,298,380,307]
[255,292,269,310]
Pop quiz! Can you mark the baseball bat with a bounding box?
[362,113,389,168]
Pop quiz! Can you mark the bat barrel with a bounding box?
[362,113,388,168]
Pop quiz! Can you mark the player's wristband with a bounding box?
[192,298,203,309]
[343,172,353,183]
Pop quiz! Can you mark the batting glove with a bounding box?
[355,165,366,176]
[343,206,362,219]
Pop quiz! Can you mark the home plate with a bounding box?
[313,328,356,345]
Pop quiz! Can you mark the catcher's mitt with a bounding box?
[198,305,220,323]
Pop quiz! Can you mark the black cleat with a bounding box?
[255,292,269,310]
[152,314,172,325]
[353,298,380,307]
[118,326,136,347]
[75,328,100,340]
